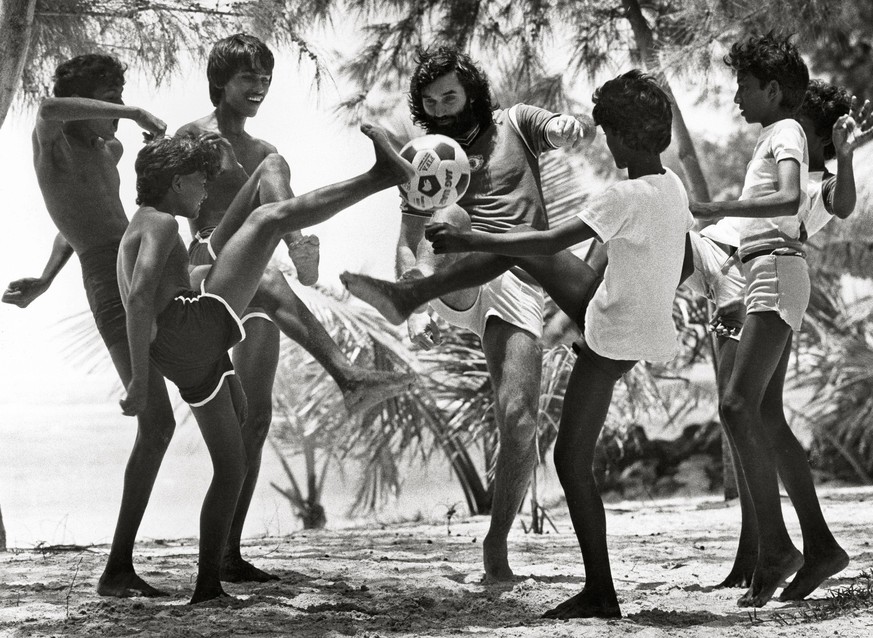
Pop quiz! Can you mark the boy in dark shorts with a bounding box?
[175,33,413,582]
[118,127,413,602]
[343,70,692,619]
[691,32,846,607]
[2,54,175,598]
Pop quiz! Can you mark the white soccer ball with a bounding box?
[399,134,471,211]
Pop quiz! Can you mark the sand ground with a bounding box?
[2,486,872,637]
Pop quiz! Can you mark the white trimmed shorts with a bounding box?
[741,254,810,332]
[429,269,545,340]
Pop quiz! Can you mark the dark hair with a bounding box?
[135,136,221,206]
[52,54,126,98]
[207,33,274,106]
[799,79,851,160]
[724,31,809,111]
[592,70,672,154]
[409,46,494,130]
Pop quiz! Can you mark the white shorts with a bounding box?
[742,254,809,332]
[429,269,545,339]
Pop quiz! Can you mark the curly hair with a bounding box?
[799,79,851,160]
[724,31,809,111]
[52,54,126,98]
[207,33,274,106]
[409,46,494,131]
[135,136,221,206]
[592,70,672,154]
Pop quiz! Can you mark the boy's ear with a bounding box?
[171,174,183,193]
[766,79,782,103]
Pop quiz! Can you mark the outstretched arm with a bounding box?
[2,233,74,308]
[426,216,597,257]
[691,159,801,220]
[831,98,873,219]
[36,97,166,142]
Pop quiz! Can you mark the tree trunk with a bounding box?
[440,434,492,515]
[0,503,6,551]
[0,0,37,130]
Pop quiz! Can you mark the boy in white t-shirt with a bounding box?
[691,32,846,608]
[341,70,693,619]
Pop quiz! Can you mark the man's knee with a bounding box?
[258,153,290,181]
[431,203,471,230]
[552,443,594,487]
[243,405,272,447]
[720,390,756,436]
[137,411,176,450]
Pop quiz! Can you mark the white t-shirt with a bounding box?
[577,168,693,362]
[701,119,809,255]
[802,170,837,239]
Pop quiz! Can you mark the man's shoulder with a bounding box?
[176,114,217,137]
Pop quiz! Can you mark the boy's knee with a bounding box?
[431,203,471,230]
[243,406,273,445]
[259,153,290,179]
[720,391,754,432]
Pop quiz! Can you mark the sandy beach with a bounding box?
[2,486,872,637]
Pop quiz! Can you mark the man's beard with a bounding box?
[424,101,478,139]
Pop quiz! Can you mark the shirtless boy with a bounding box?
[344,70,693,618]
[118,126,413,602]
[175,34,414,581]
[2,54,173,597]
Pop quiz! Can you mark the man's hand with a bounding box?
[546,114,593,150]
[407,312,442,350]
[2,277,50,308]
[134,108,167,142]
[120,378,148,417]
[690,201,722,220]
[197,131,241,172]
[425,222,475,254]
[833,97,873,158]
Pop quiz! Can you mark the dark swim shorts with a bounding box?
[80,243,127,349]
[188,226,217,267]
[150,284,245,406]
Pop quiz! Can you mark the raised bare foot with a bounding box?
[340,272,418,325]
[542,588,622,620]
[221,555,280,583]
[339,368,416,415]
[97,570,168,598]
[483,535,514,582]
[288,235,320,287]
[737,547,804,607]
[189,588,233,605]
[716,552,757,589]
[360,123,416,187]
[778,545,849,601]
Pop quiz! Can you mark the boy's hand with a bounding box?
[547,114,590,150]
[134,108,167,141]
[689,201,722,220]
[407,312,442,350]
[199,132,241,172]
[2,277,50,308]
[834,97,873,157]
[425,222,474,254]
[120,379,148,417]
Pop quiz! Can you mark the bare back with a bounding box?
[32,124,129,254]
[177,113,276,234]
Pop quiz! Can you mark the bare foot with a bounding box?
[483,535,514,582]
[221,556,280,583]
[716,552,757,589]
[737,547,804,607]
[779,545,849,601]
[340,272,418,325]
[97,570,168,598]
[288,235,320,287]
[189,588,233,605]
[339,369,416,415]
[542,588,622,620]
[360,123,416,187]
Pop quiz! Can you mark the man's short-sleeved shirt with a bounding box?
[577,168,693,363]
[402,104,558,233]
[701,119,809,257]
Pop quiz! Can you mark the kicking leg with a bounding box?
[480,320,541,581]
[189,382,248,604]
[98,346,175,598]
[221,318,281,583]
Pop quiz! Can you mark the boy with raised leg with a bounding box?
[344,71,692,619]
[118,126,413,602]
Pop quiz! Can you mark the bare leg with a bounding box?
[189,382,248,604]
[250,267,415,414]
[544,352,630,620]
[480,320,541,581]
[220,318,281,583]
[720,312,803,608]
[98,343,175,598]
[763,336,848,600]
[204,124,414,318]
[713,337,759,589]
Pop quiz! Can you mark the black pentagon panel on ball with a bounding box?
[432,141,457,161]
[418,175,442,197]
